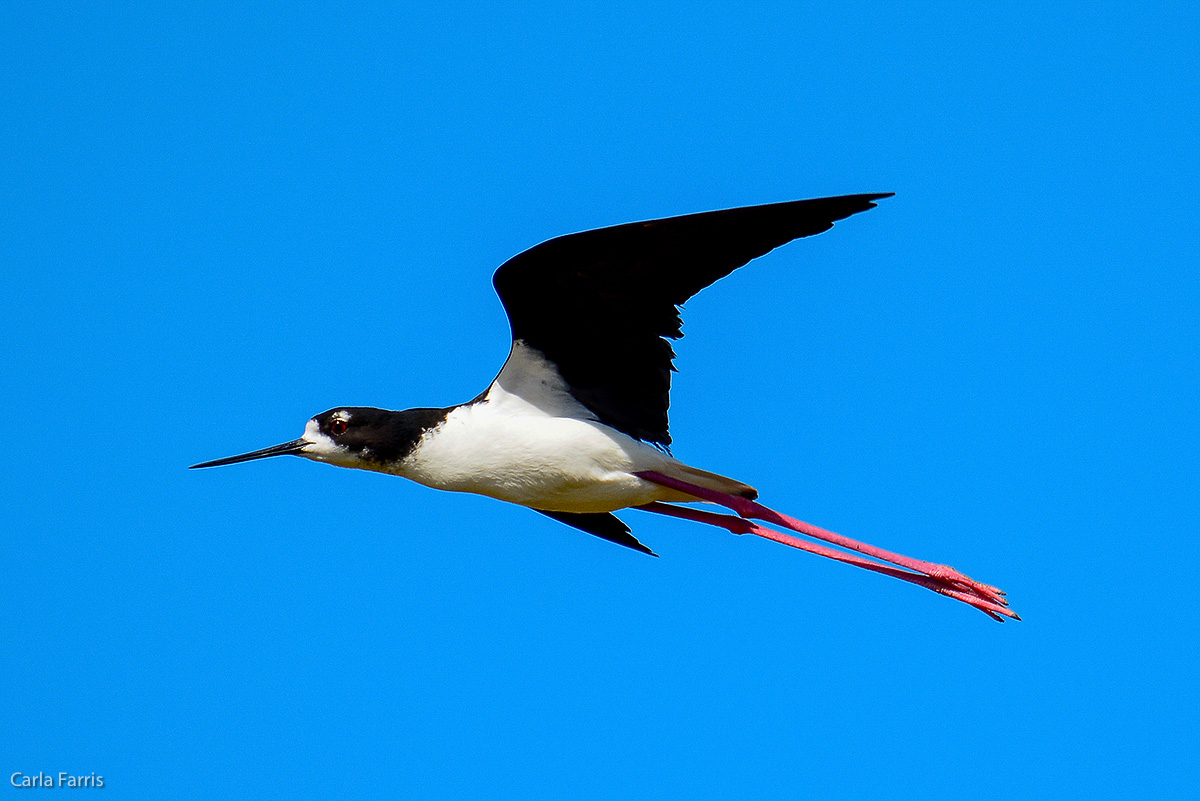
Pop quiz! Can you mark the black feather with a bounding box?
[492,193,892,446]
[536,510,657,556]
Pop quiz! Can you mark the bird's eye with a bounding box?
[330,419,348,435]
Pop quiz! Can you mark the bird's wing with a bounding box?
[492,193,892,447]
[535,510,657,556]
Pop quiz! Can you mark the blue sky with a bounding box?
[2,1,1196,798]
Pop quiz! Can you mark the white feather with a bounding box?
[393,341,688,512]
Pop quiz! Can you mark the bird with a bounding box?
[192,193,1016,621]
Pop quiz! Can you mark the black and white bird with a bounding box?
[192,194,1016,620]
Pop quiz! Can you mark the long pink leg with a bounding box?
[637,501,1016,621]
[635,471,1015,617]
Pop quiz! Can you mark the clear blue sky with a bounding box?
[3,2,1196,798]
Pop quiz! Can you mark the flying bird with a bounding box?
[192,194,1016,620]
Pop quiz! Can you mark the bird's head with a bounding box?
[190,407,412,472]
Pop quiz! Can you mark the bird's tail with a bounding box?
[660,463,758,501]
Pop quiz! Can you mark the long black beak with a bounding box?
[189,439,308,469]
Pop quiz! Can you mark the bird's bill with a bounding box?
[189,439,308,469]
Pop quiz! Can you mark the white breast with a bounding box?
[393,341,684,513]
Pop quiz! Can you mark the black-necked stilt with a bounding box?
[192,194,1016,620]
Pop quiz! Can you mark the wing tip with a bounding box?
[838,191,896,211]
[535,509,659,556]
[812,192,894,227]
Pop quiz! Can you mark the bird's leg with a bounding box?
[634,471,1014,618]
[636,501,1015,620]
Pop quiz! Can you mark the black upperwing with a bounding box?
[492,193,892,448]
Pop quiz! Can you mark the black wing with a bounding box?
[492,193,892,447]
[536,510,657,557]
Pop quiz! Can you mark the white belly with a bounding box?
[395,401,682,513]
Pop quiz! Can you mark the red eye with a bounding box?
[330,419,348,435]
